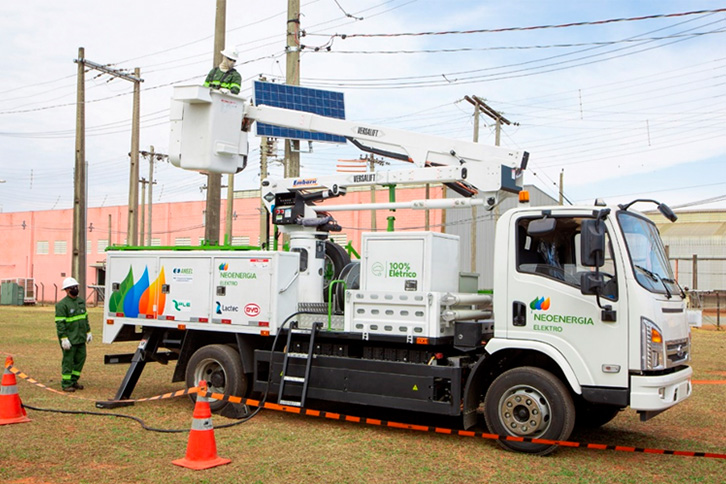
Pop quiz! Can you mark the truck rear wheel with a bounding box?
[186,344,247,413]
[483,366,575,455]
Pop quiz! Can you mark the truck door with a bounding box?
[211,256,273,326]
[506,215,628,388]
[158,256,212,323]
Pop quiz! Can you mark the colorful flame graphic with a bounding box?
[219,263,229,271]
[109,266,166,317]
[529,297,551,311]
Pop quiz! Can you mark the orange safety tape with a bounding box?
[6,360,725,458]
[5,363,199,405]
[198,390,726,460]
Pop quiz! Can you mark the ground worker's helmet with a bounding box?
[221,47,239,62]
[62,277,79,290]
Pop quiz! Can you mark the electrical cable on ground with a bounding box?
[14,311,312,434]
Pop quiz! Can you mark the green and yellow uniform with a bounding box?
[55,295,90,389]
[203,67,241,94]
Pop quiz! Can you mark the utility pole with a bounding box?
[205,0,226,246]
[74,48,142,296]
[370,155,377,231]
[259,136,270,247]
[225,173,235,245]
[285,0,301,178]
[364,154,389,231]
[73,47,86,297]
[139,178,147,244]
[464,96,514,148]
[469,101,480,274]
[464,95,517,275]
[140,146,166,246]
[559,170,564,205]
[129,67,141,246]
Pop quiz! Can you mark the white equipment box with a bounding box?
[347,232,463,339]
[360,232,460,293]
[103,250,299,343]
[169,85,249,174]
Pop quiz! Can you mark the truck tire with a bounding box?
[186,344,247,413]
[575,400,622,428]
[483,366,575,455]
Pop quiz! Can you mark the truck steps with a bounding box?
[277,321,321,408]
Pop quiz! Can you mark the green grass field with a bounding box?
[1,305,724,483]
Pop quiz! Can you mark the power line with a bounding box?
[327,8,726,39]
[309,30,726,55]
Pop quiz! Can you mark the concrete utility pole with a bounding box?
[364,154,389,232]
[205,0,226,245]
[285,0,301,178]
[259,136,270,247]
[559,170,564,205]
[464,95,517,274]
[470,101,480,273]
[139,177,147,244]
[73,47,86,297]
[140,147,166,246]
[74,48,142,297]
[129,67,141,246]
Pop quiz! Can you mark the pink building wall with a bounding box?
[0,186,443,303]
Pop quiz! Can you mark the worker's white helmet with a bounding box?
[221,47,239,62]
[62,277,79,290]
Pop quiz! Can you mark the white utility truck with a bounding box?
[100,85,692,455]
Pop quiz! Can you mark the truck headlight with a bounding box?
[641,317,665,371]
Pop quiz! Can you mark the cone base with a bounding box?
[0,414,31,426]
[172,455,231,470]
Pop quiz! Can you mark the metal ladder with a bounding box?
[278,321,321,407]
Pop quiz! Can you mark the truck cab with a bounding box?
[472,202,691,451]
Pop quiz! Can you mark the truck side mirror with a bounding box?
[580,272,604,295]
[581,219,605,267]
[527,217,556,236]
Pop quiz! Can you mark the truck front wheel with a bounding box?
[186,344,247,413]
[483,366,575,455]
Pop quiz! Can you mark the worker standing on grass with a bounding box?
[203,47,241,94]
[55,277,91,392]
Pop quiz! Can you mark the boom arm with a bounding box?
[244,103,528,209]
[168,85,529,215]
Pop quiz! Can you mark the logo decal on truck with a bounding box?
[370,261,418,279]
[218,263,258,280]
[216,301,239,314]
[530,297,550,311]
[244,303,261,317]
[173,300,191,312]
[108,266,166,318]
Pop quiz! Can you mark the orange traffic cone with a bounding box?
[0,356,31,426]
[172,380,231,470]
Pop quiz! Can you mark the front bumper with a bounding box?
[630,366,693,411]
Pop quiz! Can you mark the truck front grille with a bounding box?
[666,338,690,366]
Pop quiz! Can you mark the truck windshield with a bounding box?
[617,211,679,298]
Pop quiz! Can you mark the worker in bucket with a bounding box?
[55,277,91,392]
[203,47,241,95]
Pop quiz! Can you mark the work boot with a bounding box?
[62,386,76,392]
[72,382,84,390]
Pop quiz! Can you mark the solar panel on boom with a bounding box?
[253,81,346,143]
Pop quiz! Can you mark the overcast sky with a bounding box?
[0,1,724,215]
